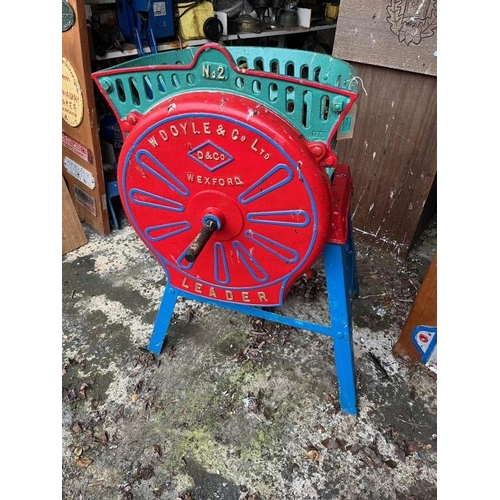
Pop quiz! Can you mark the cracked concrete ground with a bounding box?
[62,215,437,500]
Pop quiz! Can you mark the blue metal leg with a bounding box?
[324,243,357,415]
[148,285,179,354]
[106,180,120,230]
[146,242,358,414]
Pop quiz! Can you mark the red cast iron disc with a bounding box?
[118,91,332,306]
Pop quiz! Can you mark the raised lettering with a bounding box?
[170,125,179,136]
[202,64,227,80]
[159,130,168,141]
[242,292,251,303]
[148,136,159,147]
[181,278,189,289]
[183,175,243,186]
[194,282,202,293]
[203,122,211,134]
[209,287,217,298]
[251,138,258,151]
[231,129,239,140]
[258,292,269,302]
[225,290,234,301]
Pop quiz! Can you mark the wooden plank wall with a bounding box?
[62,0,110,235]
[333,0,437,76]
[333,0,437,259]
[335,63,436,259]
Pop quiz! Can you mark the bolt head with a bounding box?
[101,78,112,92]
[332,97,346,113]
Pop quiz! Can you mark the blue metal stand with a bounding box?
[106,179,121,230]
[147,230,359,415]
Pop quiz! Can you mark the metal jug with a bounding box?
[278,0,298,28]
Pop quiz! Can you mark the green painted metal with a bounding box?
[93,43,359,150]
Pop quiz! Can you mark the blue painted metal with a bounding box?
[116,0,175,56]
[106,177,121,230]
[148,233,359,415]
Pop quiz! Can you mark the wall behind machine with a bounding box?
[333,0,437,260]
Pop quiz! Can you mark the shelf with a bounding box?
[94,22,336,61]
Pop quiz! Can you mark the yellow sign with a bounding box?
[62,57,84,127]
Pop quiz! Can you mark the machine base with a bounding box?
[148,229,359,415]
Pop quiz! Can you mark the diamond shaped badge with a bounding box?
[188,141,233,172]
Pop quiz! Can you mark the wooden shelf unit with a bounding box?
[93,23,337,61]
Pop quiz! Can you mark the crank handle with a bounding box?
[184,218,219,263]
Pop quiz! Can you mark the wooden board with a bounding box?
[62,0,110,235]
[335,62,436,259]
[333,0,437,76]
[393,252,437,362]
[62,177,88,254]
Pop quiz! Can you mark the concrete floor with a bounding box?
[62,214,437,500]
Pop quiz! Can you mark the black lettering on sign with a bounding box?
[73,184,97,216]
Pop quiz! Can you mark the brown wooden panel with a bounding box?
[62,0,110,235]
[62,177,88,254]
[393,252,437,361]
[334,0,437,76]
[335,62,436,259]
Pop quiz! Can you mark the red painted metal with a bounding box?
[327,163,353,245]
[118,91,336,305]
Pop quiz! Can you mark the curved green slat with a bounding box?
[93,44,359,147]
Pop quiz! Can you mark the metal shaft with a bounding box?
[184,218,218,263]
